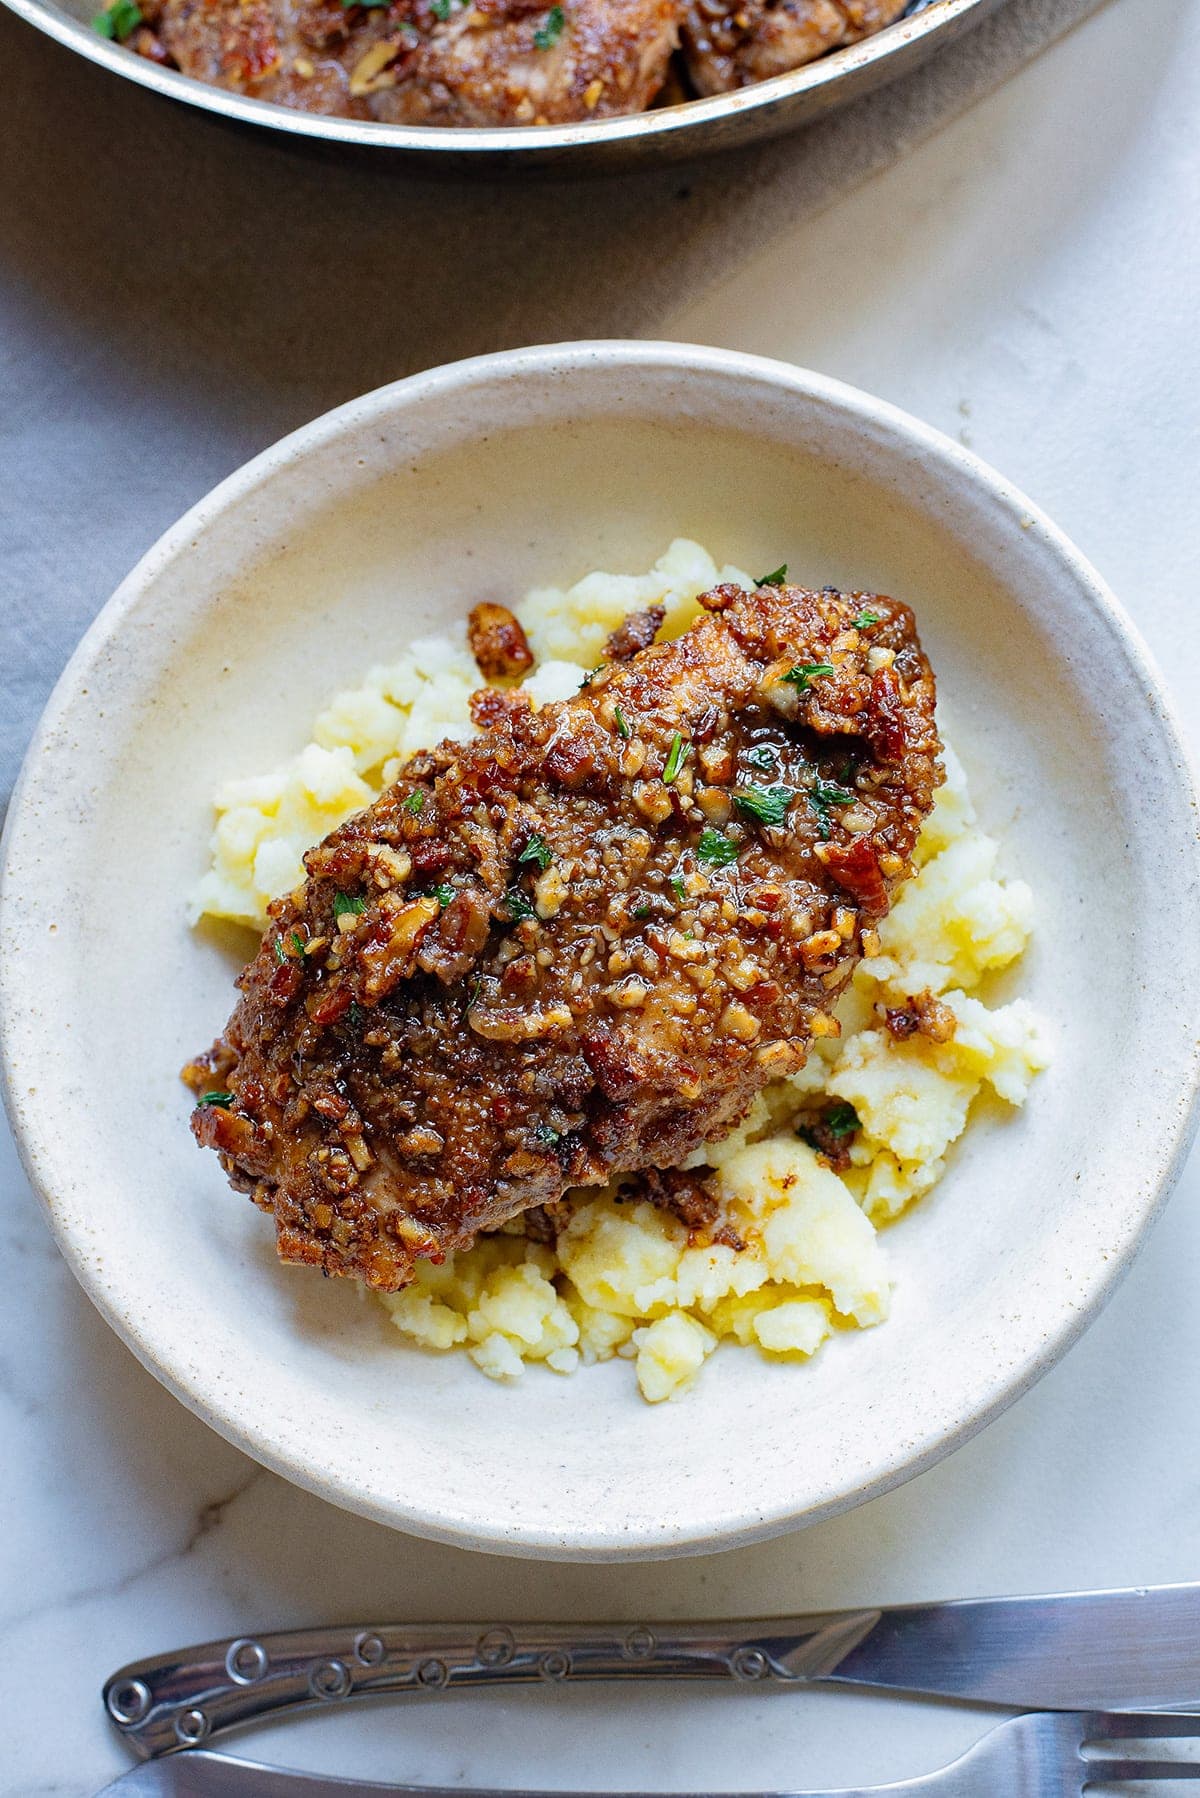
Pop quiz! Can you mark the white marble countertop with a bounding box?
[3,0,1200,1791]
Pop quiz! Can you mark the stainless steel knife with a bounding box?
[104,1583,1200,1760]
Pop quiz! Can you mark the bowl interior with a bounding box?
[4,345,1197,1559]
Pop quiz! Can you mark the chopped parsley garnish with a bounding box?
[531,1123,561,1148]
[271,937,286,966]
[733,783,795,828]
[92,0,141,37]
[432,884,455,909]
[342,0,388,8]
[745,744,778,774]
[518,834,552,871]
[852,609,882,630]
[613,705,631,740]
[669,873,687,903]
[348,1002,365,1028]
[578,663,603,689]
[631,900,651,919]
[289,930,307,957]
[755,564,787,587]
[696,828,739,868]
[430,0,454,14]
[825,1102,860,1138]
[402,790,425,815]
[807,776,855,839]
[533,2,564,47]
[333,891,366,919]
[504,886,536,923]
[197,1090,232,1107]
[782,662,835,691]
[798,1102,860,1154]
[662,732,689,785]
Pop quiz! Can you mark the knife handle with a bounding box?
[105,1614,880,1759]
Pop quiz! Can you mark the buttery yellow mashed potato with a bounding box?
[194,542,1048,1402]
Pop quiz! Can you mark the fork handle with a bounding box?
[104,1747,926,1798]
[103,1615,881,1759]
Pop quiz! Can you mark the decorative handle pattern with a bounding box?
[105,1614,881,1759]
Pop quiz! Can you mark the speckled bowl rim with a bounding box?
[4,341,1200,1561]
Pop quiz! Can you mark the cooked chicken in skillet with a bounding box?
[680,0,907,95]
[102,0,915,119]
[186,579,941,1291]
[127,0,683,124]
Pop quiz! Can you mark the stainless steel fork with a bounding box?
[96,1712,1200,1797]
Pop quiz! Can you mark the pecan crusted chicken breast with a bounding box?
[681,0,907,95]
[130,0,683,125]
[187,581,941,1291]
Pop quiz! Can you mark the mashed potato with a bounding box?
[194,543,1048,1402]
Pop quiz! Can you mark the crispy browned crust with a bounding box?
[189,581,941,1290]
[468,602,534,680]
[133,0,683,125]
[883,987,956,1044]
[124,0,912,120]
[605,604,665,661]
[681,0,906,95]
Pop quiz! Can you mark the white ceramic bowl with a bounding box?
[3,343,1198,1561]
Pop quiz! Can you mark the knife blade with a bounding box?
[103,1583,1200,1760]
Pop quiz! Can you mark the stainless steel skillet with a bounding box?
[0,0,1006,173]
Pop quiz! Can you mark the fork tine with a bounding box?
[1088,1759,1200,1781]
[1086,1712,1200,1739]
